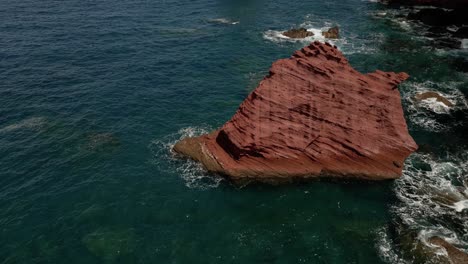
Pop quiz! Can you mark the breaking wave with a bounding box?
[377,152,468,262]
[149,126,223,189]
[396,152,468,233]
[263,20,381,55]
[263,25,330,44]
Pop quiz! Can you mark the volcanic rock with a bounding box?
[282,28,314,39]
[415,91,453,107]
[322,27,340,39]
[174,41,417,184]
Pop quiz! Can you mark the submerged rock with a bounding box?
[0,117,47,133]
[86,132,120,151]
[322,26,339,39]
[429,237,468,264]
[82,228,136,261]
[174,42,417,184]
[282,28,314,39]
[414,91,453,107]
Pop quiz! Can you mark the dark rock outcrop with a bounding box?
[383,1,468,49]
[282,28,314,39]
[322,27,339,39]
[407,8,467,27]
[174,42,417,184]
[385,0,468,8]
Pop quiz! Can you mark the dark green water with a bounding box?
[0,0,467,263]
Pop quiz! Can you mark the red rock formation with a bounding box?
[174,42,418,184]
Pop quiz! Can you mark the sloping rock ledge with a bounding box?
[174,41,418,184]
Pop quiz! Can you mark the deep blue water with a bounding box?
[1,0,467,263]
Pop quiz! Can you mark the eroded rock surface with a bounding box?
[322,26,339,39]
[282,28,314,39]
[174,42,417,183]
[415,91,453,107]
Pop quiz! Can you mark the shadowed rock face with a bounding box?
[174,42,417,184]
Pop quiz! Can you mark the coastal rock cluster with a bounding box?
[385,0,468,49]
[282,28,314,39]
[174,41,417,183]
[282,27,340,39]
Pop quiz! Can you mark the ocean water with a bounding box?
[0,0,467,263]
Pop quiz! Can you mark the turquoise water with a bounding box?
[1,0,467,263]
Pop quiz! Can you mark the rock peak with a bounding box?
[174,42,418,184]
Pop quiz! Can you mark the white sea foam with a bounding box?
[0,117,47,133]
[376,227,407,264]
[396,153,468,248]
[149,126,223,189]
[403,81,467,131]
[397,20,412,31]
[264,18,384,55]
[263,14,387,55]
[462,39,468,49]
[207,18,239,25]
[263,27,327,44]
[371,7,433,35]
[447,25,459,32]
[452,200,468,213]
[418,97,452,114]
[378,152,468,262]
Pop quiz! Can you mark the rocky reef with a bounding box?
[174,42,417,184]
[321,26,339,39]
[282,28,314,39]
[384,0,468,49]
